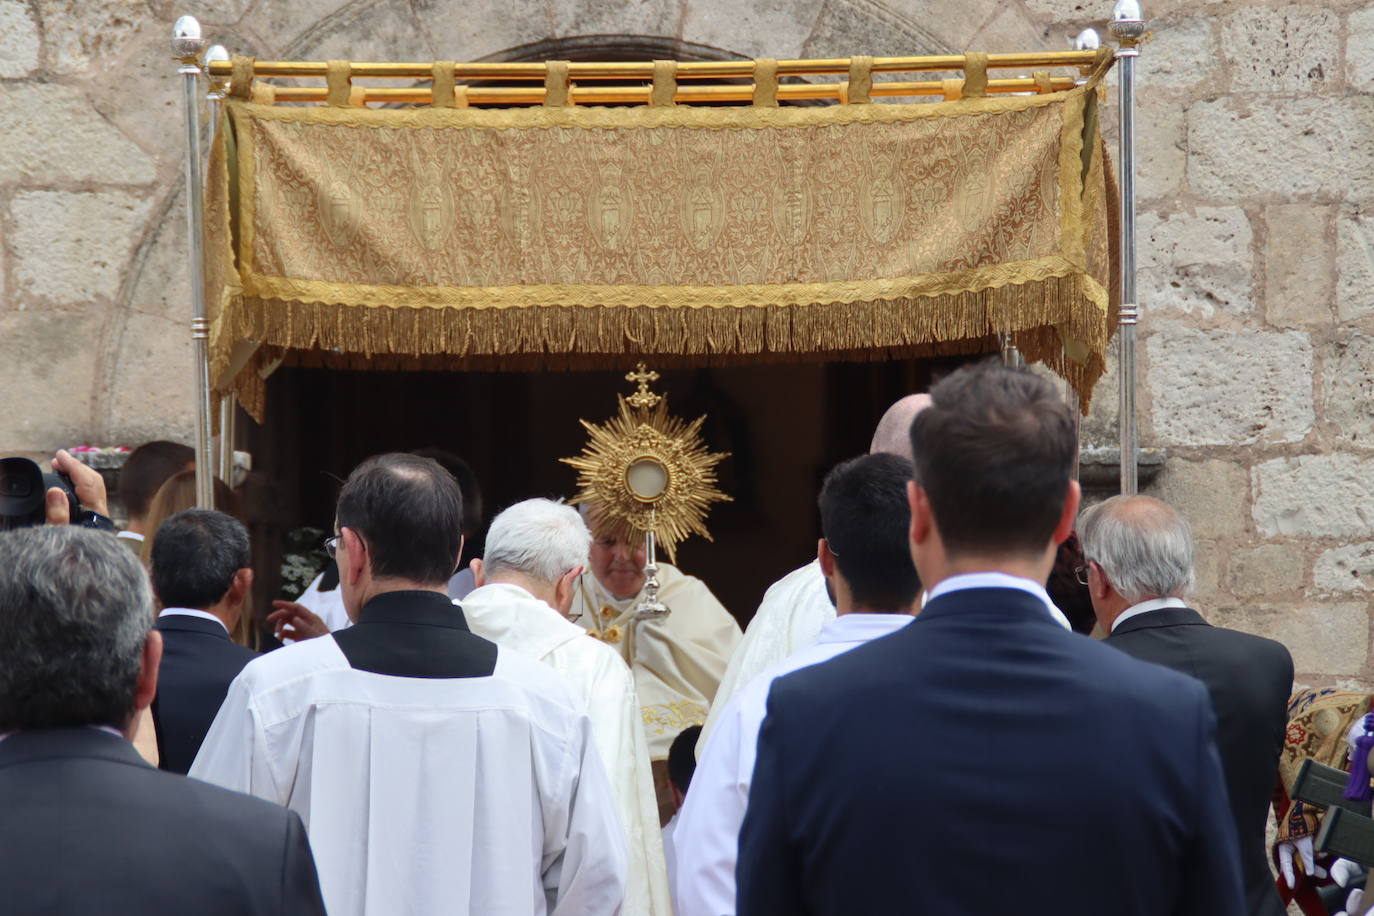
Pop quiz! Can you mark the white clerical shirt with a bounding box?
[460,582,672,916]
[699,559,835,750]
[191,590,627,916]
[1110,596,1189,632]
[673,612,914,916]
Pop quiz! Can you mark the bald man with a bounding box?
[698,394,931,749]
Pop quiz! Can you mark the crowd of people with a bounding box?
[0,360,1334,914]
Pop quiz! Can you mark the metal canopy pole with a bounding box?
[173,16,214,508]
[1110,0,1145,495]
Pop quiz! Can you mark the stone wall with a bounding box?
[2,0,1371,688]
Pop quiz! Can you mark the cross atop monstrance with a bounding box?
[625,363,662,410]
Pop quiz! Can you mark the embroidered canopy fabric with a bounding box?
[206,64,1117,416]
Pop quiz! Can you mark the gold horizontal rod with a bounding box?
[264,75,1079,105]
[206,51,1100,81]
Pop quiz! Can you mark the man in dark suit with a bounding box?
[737,362,1245,916]
[0,525,325,913]
[1083,494,1294,916]
[150,508,259,774]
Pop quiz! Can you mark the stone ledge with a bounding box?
[1078,445,1168,493]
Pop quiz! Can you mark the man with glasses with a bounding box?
[192,453,627,916]
[1082,494,1293,916]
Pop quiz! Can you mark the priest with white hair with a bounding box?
[463,498,671,916]
[698,392,931,748]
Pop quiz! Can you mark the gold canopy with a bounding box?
[204,51,1117,419]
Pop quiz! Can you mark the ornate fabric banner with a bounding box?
[206,60,1116,417]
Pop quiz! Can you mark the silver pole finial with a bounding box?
[1109,0,1146,43]
[1074,28,1101,50]
[171,16,205,61]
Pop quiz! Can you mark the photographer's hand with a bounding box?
[50,449,108,517]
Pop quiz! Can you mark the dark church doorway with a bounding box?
[240,357,974,627]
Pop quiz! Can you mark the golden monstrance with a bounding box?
[562,364,731,619]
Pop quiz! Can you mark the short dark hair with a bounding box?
[668,725,703,795]
[910,362,1076,557]
[0,526,151,731]
[818,453,921,611]
[336,453,464,585]
[150,509,250,610]
[120,441,195,520]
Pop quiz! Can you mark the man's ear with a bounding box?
[1053,480,1082,547]
[452,534,465,577]
[133,629,162,715]
[1087,562,1113,602]
[228,567,253,604]
[341,526,369,587]
[908,480,933,547]
[470,558,485,589]
[554,565,583,617]
[817,538,836,578]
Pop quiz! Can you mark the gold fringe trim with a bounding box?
[212,273,1110,420]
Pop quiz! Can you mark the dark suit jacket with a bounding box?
[1108,606,1294,916]
[737,587,1246,916]
[153,613,258,774]
[0,727,325,914]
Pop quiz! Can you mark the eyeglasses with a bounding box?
[1074,564,1090,586]
[324,534,340,559]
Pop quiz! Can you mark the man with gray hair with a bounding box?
[465,498,671,916]
[1082,494,1293,916]
[0,526,325,913]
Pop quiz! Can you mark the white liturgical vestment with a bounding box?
[699,559,835,749]
[460,582,672,916]
[571,563,741,758]
[192,589,627,916]
[673,613,914,916]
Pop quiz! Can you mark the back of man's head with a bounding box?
[910,362,1076,558]
[819,453,921,611]
[869,394,933,460]
[151,509,250,610]
[0,526,151,732]
[484,499,590,587]
[1078,495,1194,604]
[336,453,463,586]
[120,441,195,521]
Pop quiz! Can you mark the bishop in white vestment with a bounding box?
[569,514,741,759]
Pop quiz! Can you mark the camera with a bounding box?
[0,457,79,531]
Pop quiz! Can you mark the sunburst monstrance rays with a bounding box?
[562,366,730,562]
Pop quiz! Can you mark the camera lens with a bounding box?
[1,474,32,497]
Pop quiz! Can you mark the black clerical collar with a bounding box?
[337,589,494,679]
[357,589,469,630]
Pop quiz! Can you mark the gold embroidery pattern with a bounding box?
[207,70,1116,417]
[641,701,709,738]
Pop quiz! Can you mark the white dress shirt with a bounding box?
[158,607,228,633]
[926,571,1072,630]
[191,625,627,916]
[673,612,914,916]
[1110,596,1189,633]
[699,560,835,750]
